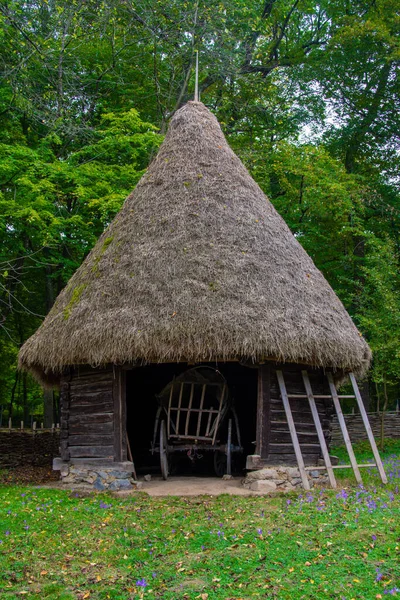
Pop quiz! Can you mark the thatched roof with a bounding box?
[19,101,371,385]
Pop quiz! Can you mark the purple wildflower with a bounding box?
[136,578,147,588]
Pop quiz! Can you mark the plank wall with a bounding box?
[257,363,334,466]
[59,366,126,462]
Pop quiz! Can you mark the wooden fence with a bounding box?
[0,425,60,467]
[331,411,400,446]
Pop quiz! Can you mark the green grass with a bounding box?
[1,442,400,599]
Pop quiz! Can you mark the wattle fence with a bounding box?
[0,426,60,467]
[331,411,400,446]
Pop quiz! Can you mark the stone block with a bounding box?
[250,480,277,493]
[282,483,296,492]
[108,470,131,479]
[309,470,321,478]
[285,467,301,478]
[82,475,96,484]
[118,479,133,489]
[291,478,302,486]
[60,475,75,484]
[94,477,106,491]
[246,468,279,481]
[109,480,127,491]
[53,457,65,471]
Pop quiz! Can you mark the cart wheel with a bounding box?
[160,420,169,480]
[214,418,233,477]
[213,450,226,477]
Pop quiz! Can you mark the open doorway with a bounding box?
[125,362,258,477]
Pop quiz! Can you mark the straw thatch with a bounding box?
[19,101,371,385]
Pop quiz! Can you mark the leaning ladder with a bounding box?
[276,370,388,490]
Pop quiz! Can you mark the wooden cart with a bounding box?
[151,367,242,479]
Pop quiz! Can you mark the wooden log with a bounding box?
[256,363,270,459]
[113,368,126,462]
[68,413,113,425]
[68,434,114,446]
[68,445,114,459]
[69,422,114,435]
[302,370,337,489]
[349,373,388,484]
[327,373,362,484]
[69,401,114,415]
[276,370,310,490]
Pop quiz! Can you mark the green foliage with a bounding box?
[0,0,399,415]
[0,105,160,420]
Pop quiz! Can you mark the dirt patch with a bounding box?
[139,476,261,496]
[0,465,60,485]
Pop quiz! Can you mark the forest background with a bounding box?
[0,0,399,426]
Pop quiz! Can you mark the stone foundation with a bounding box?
[242,466,329,493]
[53,459,137,491]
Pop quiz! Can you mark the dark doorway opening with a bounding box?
[125,362,258,477]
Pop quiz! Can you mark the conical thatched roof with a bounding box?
[19,101,371,385]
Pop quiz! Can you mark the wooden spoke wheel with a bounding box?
[213,418,232,477]
[160,420,169,480]
[213,450,227,477]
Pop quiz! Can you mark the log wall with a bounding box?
[331,412,400,446]
[255,363,334,466]
[60,366,127,462]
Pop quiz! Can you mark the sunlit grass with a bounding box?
[0,441,399,599]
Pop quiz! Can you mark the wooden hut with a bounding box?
[19,102,377,490]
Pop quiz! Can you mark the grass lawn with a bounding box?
[1,441,400,599]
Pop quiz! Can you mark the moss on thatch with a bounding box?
[19,102,371,385]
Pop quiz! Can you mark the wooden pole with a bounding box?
[256,364,270,459]
[276,370,310,490]
[327,373,362,484]
[349,373,388,484]
[194,50,199,101]
[302,371,337,489]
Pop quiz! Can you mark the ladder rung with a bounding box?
[305,463,377,471]
[286,394,355,399]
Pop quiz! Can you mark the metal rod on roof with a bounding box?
[194,50,199,102]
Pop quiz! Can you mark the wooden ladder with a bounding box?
[276,370,388,490]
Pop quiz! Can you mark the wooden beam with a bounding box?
[302,370,336,488]
[276,370,310,490]
[256,363,270,459]
[59,372,71,461]
[327,373,362,484]
[185,384,195,436]
[113,368,127,462]
[349,373,388,484]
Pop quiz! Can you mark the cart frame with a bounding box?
[151,367,242,479]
